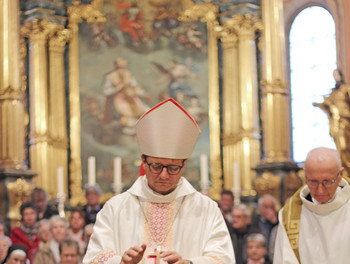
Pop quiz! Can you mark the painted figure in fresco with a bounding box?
[175,24,206,53]
[185,24,206,53]
[152,59,207,123]
[101,57,151,135]
[116,2,146,47]
[149,0,179,40]
[152,59,198,101]
[89,22,117,51]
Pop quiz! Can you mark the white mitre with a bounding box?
[136,98,201,159]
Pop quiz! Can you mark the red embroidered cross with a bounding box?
[148,246,161,264]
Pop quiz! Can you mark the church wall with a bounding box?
[1,0,349,220]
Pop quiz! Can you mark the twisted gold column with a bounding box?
[0,0,26,169]
[220,15,262,197]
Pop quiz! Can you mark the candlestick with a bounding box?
[88,156,96,185]
[200,154,210,194]
[233,161,241,204]
[56,166,65,217]
[233,161,240,190]
[113,157,122,193]
[57,166,64,195]
[200,154,209,185]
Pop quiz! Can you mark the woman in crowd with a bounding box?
[33,215,68,264]
[0,236,12,263]
[10,201,39,263]
[67,209,86,261]
[2,244,27,264]
[31,219,51,261]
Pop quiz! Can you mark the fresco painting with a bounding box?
[78,0,209,192]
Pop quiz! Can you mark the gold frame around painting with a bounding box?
[67,0,223,204]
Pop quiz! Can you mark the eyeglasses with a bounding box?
[306,171,340,188]
[143,156,184,175]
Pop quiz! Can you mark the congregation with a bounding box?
[0,185,102,264]
[218,191,278,264]
[0,184,277,264]
[0,187,277,264]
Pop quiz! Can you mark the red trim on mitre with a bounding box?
[137,98,199,128]
[139,161,145,176]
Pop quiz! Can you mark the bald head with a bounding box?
[304,147,341,173]
[304,147,344,203]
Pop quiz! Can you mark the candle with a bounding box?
[233,161,240,192]
[200,154,209,185]
[57,166,64,195]
[114,157,122,189]
[88,156,96,185]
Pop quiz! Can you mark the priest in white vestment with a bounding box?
[274,147,350,264]
[83,98,235,264]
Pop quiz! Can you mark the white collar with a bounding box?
[311,186,342,204]
[300,178,350,215]
[127,175,196,203]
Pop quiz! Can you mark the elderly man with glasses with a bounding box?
[83,98,235,264]
[274,147,350,264]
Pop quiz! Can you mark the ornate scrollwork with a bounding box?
[0,86,25,100]
[178,3,218,23]
[223,14,262,33]
[68,0,106,25]
[284,171,303,202]
[49,29,72,51]
[254,171,281,206]
[7,178,35,225]
[260,79,288,96]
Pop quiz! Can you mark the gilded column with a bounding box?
[236,15,262,196]
[67,1,105,205]
[219,30,240,190]
[207,12,222,201]
[48,29,71,196]
[0,0,35,225]
[27,20,60,196]
[221,15,262,197]
[67,11,82,205]
[260,0,291,162]
[0,0,26,169]
[254,0,302,206]
[179,3,222,200]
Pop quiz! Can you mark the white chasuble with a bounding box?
[274,178,350,264]
[83,176,235,264]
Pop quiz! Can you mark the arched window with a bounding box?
[290,6,337,163]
